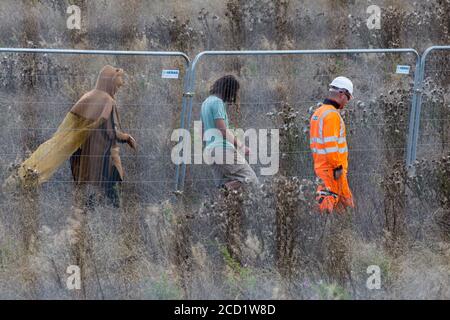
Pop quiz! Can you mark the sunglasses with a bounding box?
[340,90,352,100]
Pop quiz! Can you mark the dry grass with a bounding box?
[0,0,449,299]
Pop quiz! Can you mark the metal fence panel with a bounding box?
[408,46,450,163]
[0,48,190,205]
[178,49,419,237]
[180,49,420,186]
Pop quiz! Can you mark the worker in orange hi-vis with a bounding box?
[310,76,355,214]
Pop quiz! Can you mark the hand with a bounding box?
[236,143,250,156]
[238,145,250,156]
[333,166,343,180]
[127,135,137,151]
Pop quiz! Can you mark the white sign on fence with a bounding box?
[162,69,180,79]
[396,65,411,75]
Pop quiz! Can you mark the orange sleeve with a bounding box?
[322,112,343,169]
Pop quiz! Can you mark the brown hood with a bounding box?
[95,65,125,98]
[70,65,124,122]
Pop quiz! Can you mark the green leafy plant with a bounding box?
[147,273,183,300]
[313,281,351,300]
[220,245,257,298]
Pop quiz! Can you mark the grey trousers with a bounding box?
[205,147,258,188]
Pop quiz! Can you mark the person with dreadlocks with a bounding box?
[200,75,258,189]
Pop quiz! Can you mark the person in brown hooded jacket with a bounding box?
[70,65,136,207]
[7,65,136,207]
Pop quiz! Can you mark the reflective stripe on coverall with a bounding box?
[310,104,354,213]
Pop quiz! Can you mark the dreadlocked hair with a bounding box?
[210,75,240,104]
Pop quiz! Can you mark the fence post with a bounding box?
[406,55,423,168]
[174,62,192,192]
[407,45,450,168]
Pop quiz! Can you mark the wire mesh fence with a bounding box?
[413,46,450,161]
[0,45,448,299]
[0,49,189,205]
[179,49,419,238]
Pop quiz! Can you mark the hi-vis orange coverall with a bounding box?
[310,103,354,213]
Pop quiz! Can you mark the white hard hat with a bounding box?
[329,76,354,97]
